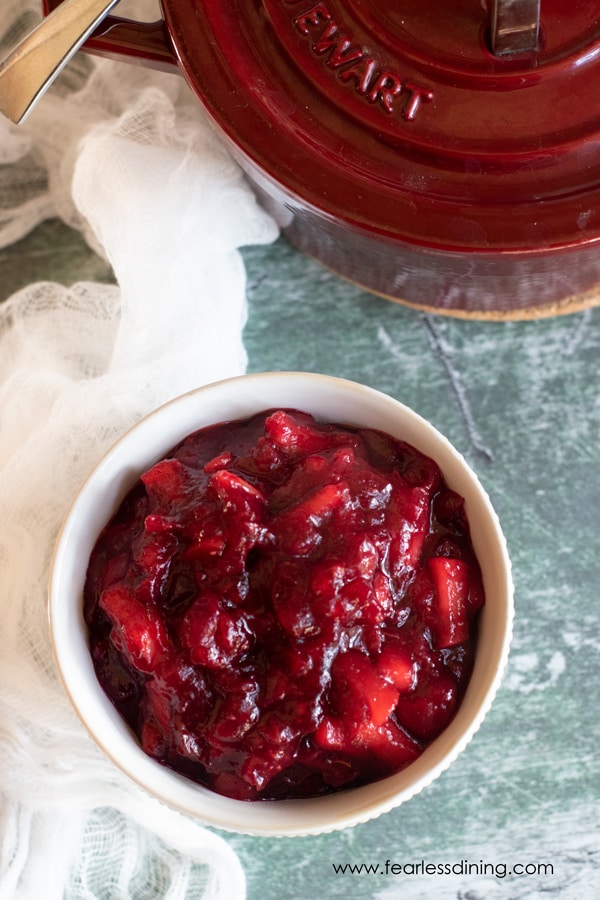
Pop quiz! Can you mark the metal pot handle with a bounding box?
[41,0,177,71]
[488,0,541,55]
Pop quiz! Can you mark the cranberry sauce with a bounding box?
[84,409,484,801]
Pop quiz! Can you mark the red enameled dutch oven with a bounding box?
[43,0,600,318]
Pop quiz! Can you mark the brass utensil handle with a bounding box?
[0,0,121,124]
[490,0,541,55]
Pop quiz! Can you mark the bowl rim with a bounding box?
[48,371,514,837]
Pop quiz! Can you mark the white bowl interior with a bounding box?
[49,372,513,836]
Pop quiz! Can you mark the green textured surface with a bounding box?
[0,218,114,301]
[240,239,600,898]
[2,222,599,897]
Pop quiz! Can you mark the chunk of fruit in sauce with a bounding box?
[84,409,484,801]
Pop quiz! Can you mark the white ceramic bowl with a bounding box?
[49,372,513,837]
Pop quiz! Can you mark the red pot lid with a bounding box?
[163,0,600,253]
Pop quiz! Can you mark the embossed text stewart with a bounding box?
[284,1,433,121]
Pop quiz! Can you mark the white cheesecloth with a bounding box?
[0,1,279,897]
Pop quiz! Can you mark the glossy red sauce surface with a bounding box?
[84,410,484,800]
